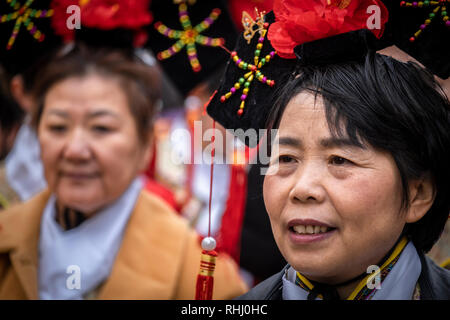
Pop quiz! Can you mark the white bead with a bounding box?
[201,237,217,251]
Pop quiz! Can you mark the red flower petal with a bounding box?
[51,0,153,42]
[268,0,389,58]
[267,21,297,59]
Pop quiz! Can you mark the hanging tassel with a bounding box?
[195,120,217,300]
[195,241,217,300]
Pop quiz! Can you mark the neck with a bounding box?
[336,279,362,299]
[55,202,87,230]
[306,235,407,299]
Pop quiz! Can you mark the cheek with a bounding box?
[94,132,145,185]
[38,131,62,186]
[331,168,404,234]
[263,175,288,235]
[263,175,278,219]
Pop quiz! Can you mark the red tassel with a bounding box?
[195,250,217,300]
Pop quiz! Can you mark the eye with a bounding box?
[279,155,295,163]
[329,156,352,166]
[92,125,112,133]
[48,125,67,133]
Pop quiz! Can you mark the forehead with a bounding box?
[277,91,370,151]
[43,74,128,115]
[278,91,328,134]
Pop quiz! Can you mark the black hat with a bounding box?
[206,11,296,147]
[0,0,61,78]
[207,1,449,147]
[145,0,238,96]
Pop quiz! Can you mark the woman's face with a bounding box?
[38,74,151,215]
[264,92,408,284]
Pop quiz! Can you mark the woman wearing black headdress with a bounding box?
[207,0,450,299]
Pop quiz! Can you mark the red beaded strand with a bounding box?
[400,0,449,42]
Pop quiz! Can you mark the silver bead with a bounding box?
[201,237,217,251]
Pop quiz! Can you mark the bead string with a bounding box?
[0,0,53,50]
[154,0,225,72]
[219,21,276,117]
[400,0,449,42]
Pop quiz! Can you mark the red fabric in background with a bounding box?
[144,141,181,213]
[216,164,248,264]
[144,179,181,213]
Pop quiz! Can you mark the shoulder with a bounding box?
[419,252,450,300]
[0,190,50,250]
[135,190,248,299]
[126,189,195,255]
[135,189,189,230]
[0,162,20,210]
[236,266,288,300]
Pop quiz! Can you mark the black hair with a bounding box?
[267,52,450,253]
[0,66,24,132]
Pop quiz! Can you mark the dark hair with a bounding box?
[31,44,161,144]
[267,52,450,253]
[0,66,24,132]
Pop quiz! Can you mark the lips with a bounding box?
[292,225,330,234]
[61,171,99,179]
[287,219,337,243]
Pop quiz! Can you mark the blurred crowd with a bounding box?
[0,0,448,300]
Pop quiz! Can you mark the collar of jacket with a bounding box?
[417,249,450,300]
[237,250,450,300]
[0,189,193,299]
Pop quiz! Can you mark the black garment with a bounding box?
[236,251,450,300]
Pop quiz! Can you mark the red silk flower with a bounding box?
[51,0,152,42]
[267,0,389,59]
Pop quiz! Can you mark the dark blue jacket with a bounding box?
[237,252,450,300]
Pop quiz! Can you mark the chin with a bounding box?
[57,191,104,214]
[283,246,341,280]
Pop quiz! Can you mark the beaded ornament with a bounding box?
[154,0,225,72]
[0,0,53,50]
[219,10,276,117]
[400,0,449,42]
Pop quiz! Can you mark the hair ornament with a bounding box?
[400,0,449,42]
[220,11,276,117]
[0,0,53,50]
[154,0,225,72]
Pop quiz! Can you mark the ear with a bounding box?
[10,75,35,113]
[405,175,436,223]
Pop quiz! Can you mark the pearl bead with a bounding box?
[201,237,217,251]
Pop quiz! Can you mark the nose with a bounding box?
[63,128,91,162]
[288,159,326,203]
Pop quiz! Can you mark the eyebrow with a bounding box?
[277,136,303,148]
[46,109,69,118]
[45,109,120,119]
[276,136,366,149]
[319,137,366,149]
[87,110,120,119]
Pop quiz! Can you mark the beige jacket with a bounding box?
[0,189,248,299]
